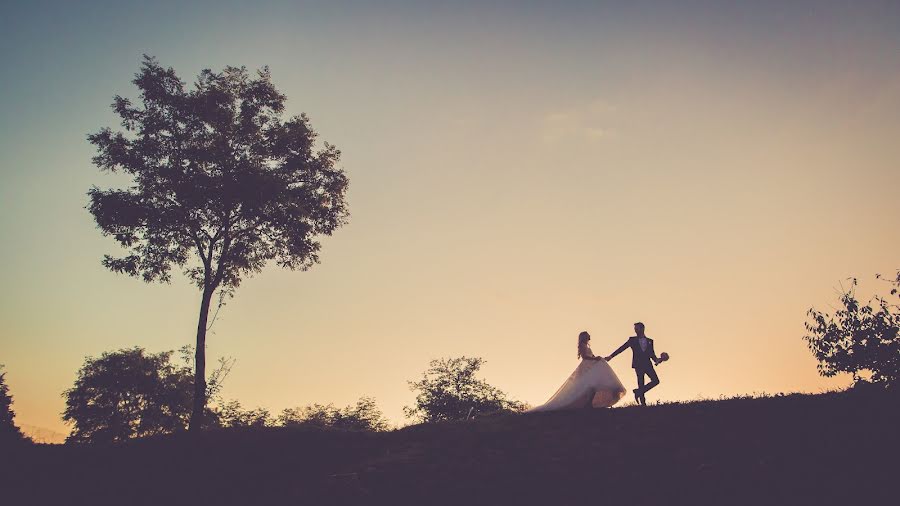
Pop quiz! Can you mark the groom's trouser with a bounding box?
[635,365,660,397]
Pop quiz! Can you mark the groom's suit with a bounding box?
[610,336,659,370]
[608,336,660,404]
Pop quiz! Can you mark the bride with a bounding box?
[527,331,626,412]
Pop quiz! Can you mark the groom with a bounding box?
[605,322,660,406]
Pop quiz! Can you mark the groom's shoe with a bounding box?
[633,388,641,404]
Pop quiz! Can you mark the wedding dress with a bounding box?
[527,344,626,412]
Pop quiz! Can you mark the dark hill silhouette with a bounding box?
[3,388,897,505]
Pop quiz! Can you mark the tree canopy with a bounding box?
[62,348,209,443]
[86,56,349,429]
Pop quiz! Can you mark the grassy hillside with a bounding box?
[4,388,898,505]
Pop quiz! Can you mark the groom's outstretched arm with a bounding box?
[650,340,660,364]
[606,340,629,361]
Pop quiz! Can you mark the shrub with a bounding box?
[404,357,526,423]
[278,396,390,431]
[804,272,899,388]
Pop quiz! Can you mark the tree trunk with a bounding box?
[189,286,215,431]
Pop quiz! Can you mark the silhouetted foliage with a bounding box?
[63,348,191,443]
[881,270,900,297]
[805,271,900,388]
[214,400,274,428]
[86,56,350,430]
[278,396,390,431]
[404,357,526,423]
[0,365,27,444]
[178,345,235,402]
[62,347,227,443]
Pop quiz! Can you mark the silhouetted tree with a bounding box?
[804,271,899,388]
[0,365,27,443]
[86,56,349,430]
[404,357,526,423]
[278,396,390,431]
[62,347,227,443]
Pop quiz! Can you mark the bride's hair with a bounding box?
[577,331,590,358]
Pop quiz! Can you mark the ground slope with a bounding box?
[4,389,898,505]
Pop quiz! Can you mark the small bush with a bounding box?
[278,396,390,432]
[404,357,526,423]
[804,272,899,388]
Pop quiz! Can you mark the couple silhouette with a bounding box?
[527,322,668,412]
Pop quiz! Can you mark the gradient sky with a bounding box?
[2,1,899,437]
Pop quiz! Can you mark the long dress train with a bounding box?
[527,344,626,412]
